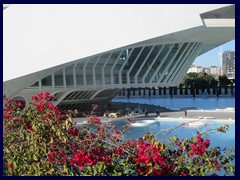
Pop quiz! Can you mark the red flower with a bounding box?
[31,96,38,101]
[127,119,135,124]
[49,152,55,163]
[68,127,79,136]
[77,161,84,169]
[61,155,68,163]
[189,136,210,156]
[3,113,10,119]
[25,123,34,132]
[92,104,99,110]
[71,151,86,169]
[180,172,187,176]
[204,139,210,148]
[58,150,63,156]
[115,147,124,155]
[38,92,44,100]
[70,144,79,150]
[47,103,56,110]
[93,115,101,124]
[8,164,14,168]
[36,102,45,112]
[124,125,129,131]
[196,135,203,142]
[45,91,50,97]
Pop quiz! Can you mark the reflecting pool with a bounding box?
[112,97,235,110]
[112,119,235,149]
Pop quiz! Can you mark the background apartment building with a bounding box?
[187,65,203,73]
[188,65,220,78]
[222,50,235,79]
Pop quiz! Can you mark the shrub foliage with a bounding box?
[3,92,235,176]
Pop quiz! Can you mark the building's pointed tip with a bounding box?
[3,4,11,10]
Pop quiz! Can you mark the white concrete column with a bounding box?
[73,63,77,87]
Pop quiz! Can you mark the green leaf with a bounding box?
[154,141,159,147]
[117,172,122,176]
[13,161,17,169]
[33,154,38,161]
[93,167,97,176]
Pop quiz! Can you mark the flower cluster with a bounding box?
[189,135,210,156]
[3,92,235,176]
[32,92,55,113]
[70,148,112,170]
[133,140,173,176]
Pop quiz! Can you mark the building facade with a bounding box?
[3,4,235,111]
[222,50,235,79]
[187,65,204,73]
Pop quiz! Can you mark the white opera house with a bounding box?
[3,4,235,111]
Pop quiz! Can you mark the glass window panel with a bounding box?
[122,47,142,84]
[86,57,98,85]
[30,81,39,87]
[104,51,121,85]
[113,48,132,84]
[130,46,152,84]
[137,45,162,83]
[95,54,110,85]
[145,44,170,83]
[54,69,64,87]
[171,42,196,82]
[75,62,85,85]
[41,75,52,87]
[65,65,74,86]
[166,43,188,83]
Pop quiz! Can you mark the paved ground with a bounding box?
[73,109,235,124]
[73,101,234,123]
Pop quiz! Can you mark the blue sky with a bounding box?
[193,40,235,67]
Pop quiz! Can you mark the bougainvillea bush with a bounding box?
[3,92,235,176]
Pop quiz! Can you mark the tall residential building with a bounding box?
[222,51,235,79]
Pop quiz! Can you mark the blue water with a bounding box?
[113,120,235,149]
[112,97,235,110]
